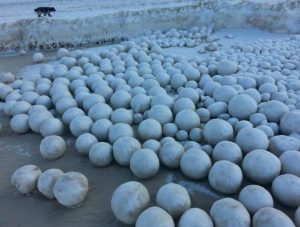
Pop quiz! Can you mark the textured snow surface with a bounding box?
[0,0,299,51]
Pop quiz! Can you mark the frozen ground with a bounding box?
[0,0,299,51]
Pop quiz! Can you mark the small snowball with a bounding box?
[280,150,300,177]
[28,110,53,133]
[178,208,213,227]
[269,135,300,157]
[147,105,173,125]
[40,135,66,160]
[0,72,15,84]
[228,94,257,120]
[163,123,178,137]
[33,52,45,63]
[37,169,64,199]
[217,60,238,75]
[110,90,131,109]
[142,139,161,154]
[212,141,243,164]
[159,141,184,168]
[280,111,300,135]
[10,114,29,133]
[70,115,93,137]
[136,206,175,227]
[260,100,289,123]
[175,109,200,131]
[138,119,162,141]
[75,133,98,155]
[89,142,113,167]
[108,123,134,144]
[40,118,64,137]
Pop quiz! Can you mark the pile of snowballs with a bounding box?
[1,25,300,225]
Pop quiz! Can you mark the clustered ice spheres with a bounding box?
[1,25,300,225]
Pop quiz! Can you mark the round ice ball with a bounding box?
[175,109,200,131]
[217,60,238,75]
[208,160,243,194]
[138,119,162,141]
[130,94,151,113]
[40,135,66,160]
[280,111,300,135]
[178,208,213,227]
[28,110,53,133]
[238,184,273,215]
[54,172,89,208]
[252,207,295,227]
[37,169,64,199]
[210,198,250,227]
[11,164,42,195]
[40,118,64,137]
[203,119,234,146]
[228,94,257,120]
[10,114,29,133]
[280,150,300,177]
[180,148,211,180]
[89,142,113,167]
[156,183,191,218]
[130,148,160,179]
[147,105,173,125]
[269,135,300,157]
[159,141,184,168]
[11,101,31,116]
[62,107,85,125]
[70,115,93,137]
[136,206,175,227]
[75,133,98,155]
[108,123,134,144]
[111,181,150,225]
[213,85,238,103]
[242,149,280,185]
[235,127,269,154]
[212,141,243,164]
[32,52,45,63]
[110,90,131,109]
[113,136,141,166]
[260,100,289,123]
[91,119,112,141]
[0,72,15,84]
[272,174,300,207]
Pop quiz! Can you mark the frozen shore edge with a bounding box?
[0,0,299,51]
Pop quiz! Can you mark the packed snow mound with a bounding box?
[0,0,299,51]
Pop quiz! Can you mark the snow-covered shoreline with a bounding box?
[0,0,299,51]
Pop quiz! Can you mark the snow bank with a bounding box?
[0,0,299,51]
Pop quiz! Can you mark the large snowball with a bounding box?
[111,181,150,225]
[235,127,269,154]
[159,141,184,168]
[180,148,211,180]
[210,198,250,227]
[88,102,113,121]
[91,119,112,141]
[217,60,238,75]
[269,135,300,157]
[212,140,243,164]
[54,172,89,208]
[272,174,300,207]
[260,100,288,123]
[37,169,64,199]
[40,118,64,137]
[28,110,53,133]
[32,52,45,63]
[147,105,173,125]
[130,148,159,179]
[280,111,300,135]
[252,207,295,227]
[238,185,273,215]
[89,142,113,167]
[156,183,191,218]
[11,165,42,195]
[130,94,151,113]
[75,133,98,155]
[113,136,141,166]
[138,119,162,141]
[136,206,175,227]
[10,114,29,133]
[175,109,200,131]
[242,149,280,185]
[40,135,66,160]
[110,90,131,109]
[228,94,257,120]
[203,119,234,146]
[108,123,134,143]
[280,150,300,177]
[178,208,213,227]
[208,160,243,194]
[70,115,93,137]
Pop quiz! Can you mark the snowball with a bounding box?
[280,150,300,177]
[70,115,93,137]
[91,119,112,141]
[11,101,31,116]
[111,108,133,125]
[88,102,113,121]
[178,87,200,104]
[272,174,300,207]
[269,135,300,156]
[28,110,53,133]
[10,114,29,133]
[175,109,200,131]
[280,111,300,135]
[75,133,98,155]
[163,123,178,137]
[32,52,45,63]
[170,74,187,89]
[235,127,269,154]
[57,48,70,58]
[89,142,113,167]
[130,94,151,113]
[108,123,134,144]
[239,185,273,215]
[207,101,228,118]
[0,72,15,84]
[173,98,195,115]
[40,64,54,79]
[113,136,141,166]
[156,183,191,218]
[11,165,42,195]
[138,119,162,141]
[252,207,295,227]
[130,148,159,179]
[178,208,213,227]
[136,206,175,227]
[37,169,64,199]
[62,107,85,125]
[159,141,184,168]
[40,136,66,160]
[228,94,257,120]
[260,100,289,123]
[203,119,234,146]
[208,160,243,194]
[40,118,64,137]
[212,141,243,164]
[210,198,250,227]
[142,139,161,154]
[196,108,210,123]
[213,85,238,103]
[180,148,211,180]
[111,181,150,225]
[147,105,173,125]
[217,60,238,75]
[242,149,280,185]
[110,90,131,109]
[54,172,89,208]
[151,93,174,108]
